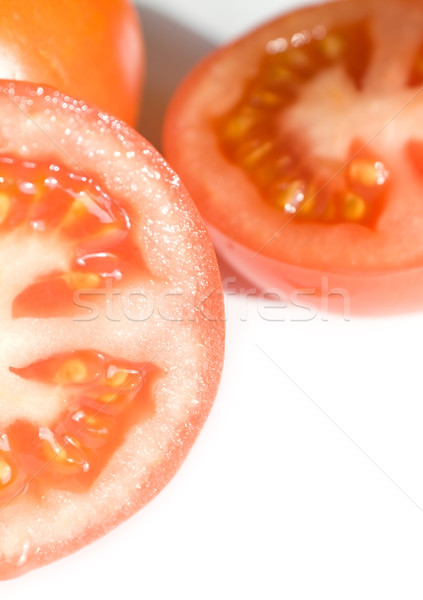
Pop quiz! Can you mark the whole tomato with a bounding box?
[0,0,144,126]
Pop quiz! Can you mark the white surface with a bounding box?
[138,0,320,42]
[5,1,423,598]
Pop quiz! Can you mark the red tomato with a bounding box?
[0,80,224,579]
[0,0,144,126]
[164,0,423,314]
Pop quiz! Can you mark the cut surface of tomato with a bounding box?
[164,0,423,314]
[0,0,144,126]
[0,81,224,579]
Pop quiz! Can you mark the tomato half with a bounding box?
[0,0,144,126]
[164,0,423,314]
[0,80,224,579]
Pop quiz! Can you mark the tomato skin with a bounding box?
[0,80,224,579]
[212,225,423,315]
[164,0,423,314]
[0,0,144,126]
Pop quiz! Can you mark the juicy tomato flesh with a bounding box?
[164,0,423,313]
[4,353,157,503]
[215,19,391,227]
[0,157,145,318]
[0,80,224,581]
[0,156,160,507]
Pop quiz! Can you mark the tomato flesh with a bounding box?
[0,81,224,579]
[0,156,158,500]
[0,156,144,318]
[164,0,423,313]
[5,351,157,499]
[215,19,388,226]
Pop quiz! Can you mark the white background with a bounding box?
[5,1,423,598]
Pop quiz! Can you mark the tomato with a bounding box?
[0,0,144,126]
[0,80,224,579]
[164,0,423,314]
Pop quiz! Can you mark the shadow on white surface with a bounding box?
[135,5,255,293]
[136,4,215,151]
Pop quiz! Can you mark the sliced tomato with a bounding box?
[0,80,224,579]
[0,0,144,126]
[164,0,423,314]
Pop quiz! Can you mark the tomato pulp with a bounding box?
[164,0,423,314]
[0,81,224,579]
[0,0,144,126]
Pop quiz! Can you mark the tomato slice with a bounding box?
[164,0,423,314]
[0,80,224,579]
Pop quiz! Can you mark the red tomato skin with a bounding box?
[0,0,144,126]
[0,80,225,580]
[211,225,423,316]
[163,0,423,315]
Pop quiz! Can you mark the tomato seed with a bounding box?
[318,33,346,61]
[343,192,367,221]
[0,193,10,224]
[106,370,129,387]
[0,455,12,487]
[274,180,306,214]
[348,159,389,187]
[56,360,89,385]
[63,271,102,290]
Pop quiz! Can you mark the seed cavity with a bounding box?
[4,352,159,497]
[39,427,89,472]
[0,156,143,319]
[216,20,381,226]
